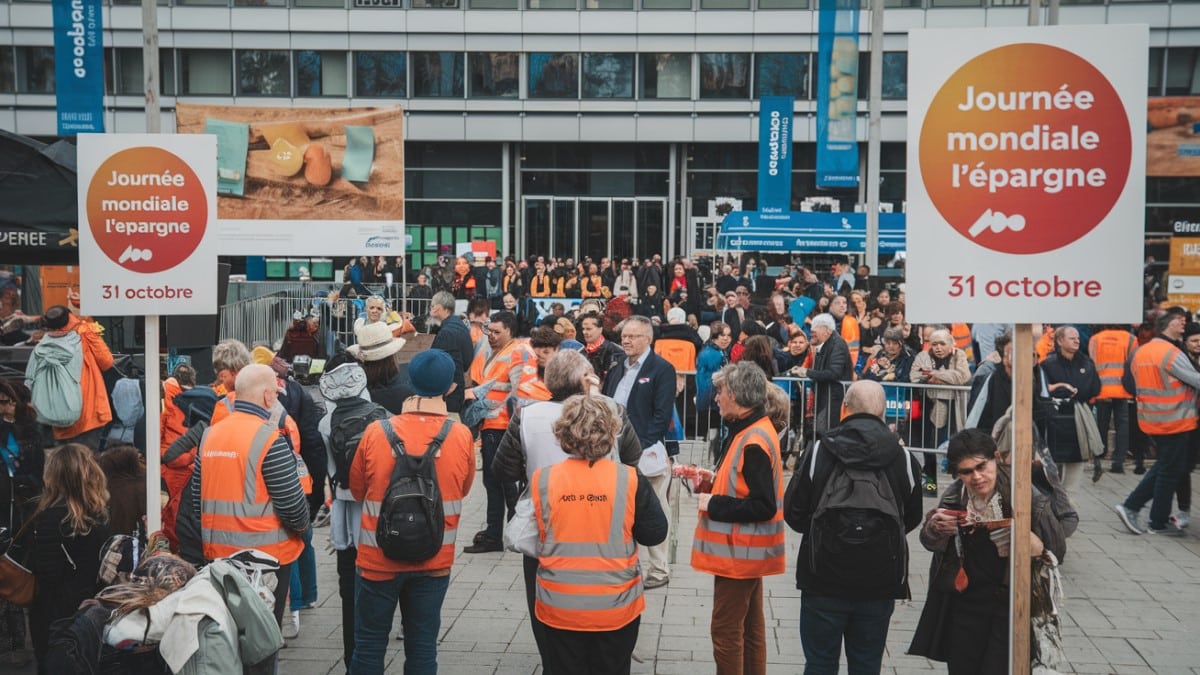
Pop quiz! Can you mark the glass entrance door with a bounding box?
[521,196,667,261]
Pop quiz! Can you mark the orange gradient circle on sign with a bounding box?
[86,146,206,274]
[919,43,1131,255]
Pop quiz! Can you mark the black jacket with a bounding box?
[784,413,923,599]
[431,316,474,413]
[707,411,778,524]
[369,371,413,416]
[602,350,677,454]
[1039,350,1101,464]
[809,332,853,433]
[582,339,625,391]
[280,377,327,490]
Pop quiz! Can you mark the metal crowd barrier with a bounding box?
[669,371,970,460]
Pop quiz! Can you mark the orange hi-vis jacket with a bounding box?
[350,413,475,580]
[691,416,786,579]
[951,323,975,365]
[518,365,553,402]
[531,457,644,632]
[1130,338,1199,435]
[654,339,697,375]
[529,274,554,297]
[839,316,861,368]
[212,394,311,494]
[198,411,304,564]
[1090,329,1136,401]
[472,340,530,432]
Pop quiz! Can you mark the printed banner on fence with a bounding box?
[52,0,104,135]
[1148,96,1200,176]
[175,104,405,256]
[758,97,794,213]
[905,25,1147,324]
[815,0,860,189]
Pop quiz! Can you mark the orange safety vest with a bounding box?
[1131,338,1199,435]
[476,340,528,431]
[1090,329,1136,401]
[353,414,474,578]
[839,317,860,367]
[531,458,644,632]
[198,411,304,564]
[1036,330,1055,363]
[469,326,489,386]
[951,323,975,365]
[530,274,553,298]
[654,339,697,375]
[581,275,606,299]
[211,394,311,493]
[518,367,553,402]
[691,416,786,579]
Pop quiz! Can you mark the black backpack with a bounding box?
[376,419,454,562]
[328,400,390,490]
[807,442,910,595]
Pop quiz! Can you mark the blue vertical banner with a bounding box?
[52,0,105,136]
[757,96,794,214]
[815,0,859,189]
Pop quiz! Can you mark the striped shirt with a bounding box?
[191,399,311,534]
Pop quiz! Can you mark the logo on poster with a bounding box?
[919,43,1132,255]
[86,147,207,273]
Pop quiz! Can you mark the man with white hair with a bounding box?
[784,380,923,674]
[794,313,853,433]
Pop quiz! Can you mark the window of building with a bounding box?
[1149,47,1164,97]
[1165,47,1200,97]
[234,0,286,6]
[237,50,290,96]
[700,53,750,99]
[701,0,749,7]
[0,47,13,94]
[355,51,406,98]
[642,0,691,7]
[413,0,461,7]
[640,53,690,99]
[296,0,347,6]
[180,49,232,96]
[296,50,348,97]
[529,53,579,98]
[585,0,634,8]
[15,46,54,94]
[112,48,177,96]
[758,0,808,7]
[582,53,634,98]
[755,53,809,99]
[470,0,518,7]
[856,51,906,100]
[412,52,464,97]
[469,52,519,98]
[528,0,576,8]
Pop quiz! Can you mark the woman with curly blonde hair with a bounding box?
[531,394,667,675]
[24,443,111,667]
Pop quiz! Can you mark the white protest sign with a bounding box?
[78,134,217,315]
[905,25,1147,324]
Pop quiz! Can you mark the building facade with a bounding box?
[1,0,1198,268]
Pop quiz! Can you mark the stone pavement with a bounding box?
[280,443,1200,675]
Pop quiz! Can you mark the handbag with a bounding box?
[0,553,35,607]
[1073,402,1105,460]
[503,488,539,558]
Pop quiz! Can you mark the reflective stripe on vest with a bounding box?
[1132,339,1199,435]
[533,459,644,632]
[691,417,786,579]
[1092,331,1135,400]
[200,418,302,563]
[480,342,524,430]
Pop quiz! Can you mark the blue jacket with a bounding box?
[602,350,677,455]
[696,342,728,413]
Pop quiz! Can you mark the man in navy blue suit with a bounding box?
[603,314,677,589]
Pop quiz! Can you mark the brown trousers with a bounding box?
[711,575,766,675]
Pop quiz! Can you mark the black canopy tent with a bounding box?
[0,129,79,266]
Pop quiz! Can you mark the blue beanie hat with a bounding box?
[408,349,455,398]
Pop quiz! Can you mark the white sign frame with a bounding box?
[78,134,218,316]
[905,24,1148,324]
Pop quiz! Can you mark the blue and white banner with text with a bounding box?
[52,0,105,135]
[816,0,859,189]
[757,96,794,214]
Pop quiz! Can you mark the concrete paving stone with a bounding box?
[441,616,523,643]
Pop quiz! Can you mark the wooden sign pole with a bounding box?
[1010,324,1034,675]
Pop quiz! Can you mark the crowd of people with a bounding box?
[0,248,1195,674]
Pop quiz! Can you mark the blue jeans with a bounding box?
[800,595,895,675]
[1125,430,1191,530]
[480,429,517,541]
[289,527,317,611]
[351,571,449,675]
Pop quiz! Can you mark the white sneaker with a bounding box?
[1171,511,1190,529]
[282,610,300,639]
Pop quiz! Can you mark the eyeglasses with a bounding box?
[621,333,652,342]
[737,291,750,296]
[0,398,13,406]
[955,458,993,478]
